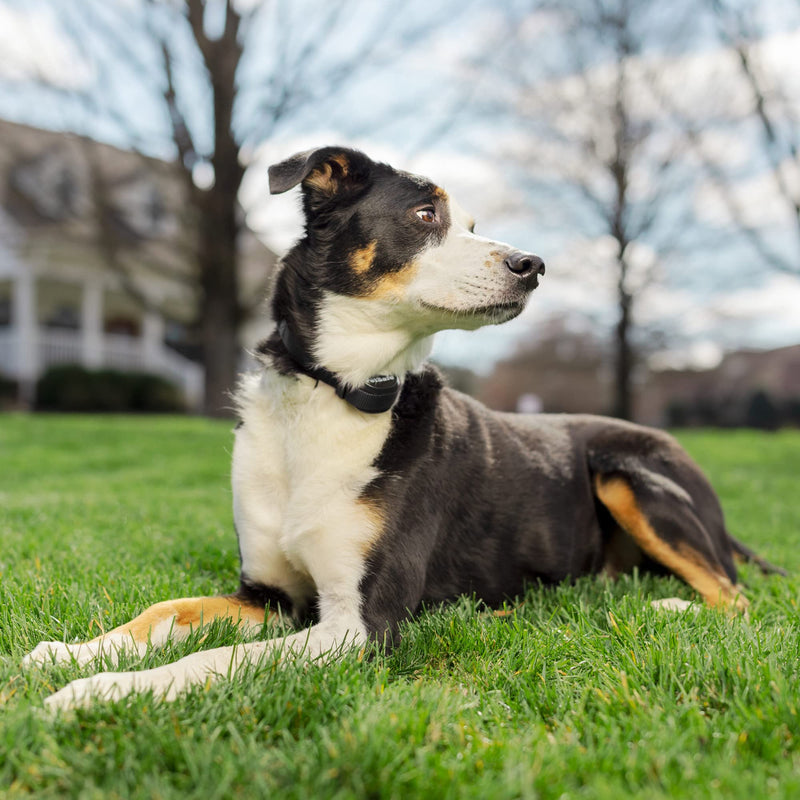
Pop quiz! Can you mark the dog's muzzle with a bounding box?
[504,251,546,290]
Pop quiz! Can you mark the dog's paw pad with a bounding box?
[650,597,698,613]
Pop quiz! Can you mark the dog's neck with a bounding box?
[277,319,406,414]
[311,292,435,389]
[270,293,434,411]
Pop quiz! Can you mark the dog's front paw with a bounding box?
[43,664,183,711]
[43,671,137,711]
[22,640,101,668]
[22,641,83,668]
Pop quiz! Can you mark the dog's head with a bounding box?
[268,147,545,381]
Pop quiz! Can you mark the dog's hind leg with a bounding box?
[593,473,748,612]
[22,594,274,668]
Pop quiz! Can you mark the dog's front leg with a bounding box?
[42,607,365,711]
[23,595,271,669]
[41,641,261,709]
[42,562,368,710]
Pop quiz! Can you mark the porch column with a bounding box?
[142,311,165,369]
[13,269,39,399]
[81,280,103,368]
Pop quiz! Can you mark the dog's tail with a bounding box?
[729,535,787,576]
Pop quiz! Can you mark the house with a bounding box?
[474,319,800,427]
[637,343,800,426]
[476,320,617,414]
[0,119,278,409]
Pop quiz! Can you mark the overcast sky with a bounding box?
[1,0,799,372]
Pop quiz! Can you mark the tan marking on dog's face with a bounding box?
[350,241,378,275]
[433,185,448,201]
[94,597,271,644]
[594,475,748,612]
[368,261,420,300]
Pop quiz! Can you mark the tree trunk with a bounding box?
[197,186,242,417]
[612,288,633,420]
[186,0,245,417]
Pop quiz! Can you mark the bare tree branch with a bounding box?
[5,0,490,414]
[464,0,709,419]
[707,0,800,269]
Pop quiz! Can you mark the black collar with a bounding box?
[277,320,401,414]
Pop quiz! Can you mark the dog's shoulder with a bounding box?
[393,363,445,417]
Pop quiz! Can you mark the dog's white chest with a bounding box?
[232,370,391,603]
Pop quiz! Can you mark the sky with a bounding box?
[1,0,799,373]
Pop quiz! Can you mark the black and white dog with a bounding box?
[25,147,782,709]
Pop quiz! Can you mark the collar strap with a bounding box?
[278,320,401,414]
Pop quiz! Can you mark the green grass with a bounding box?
[1,415,799,799]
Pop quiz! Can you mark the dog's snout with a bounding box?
[504,251,545,279]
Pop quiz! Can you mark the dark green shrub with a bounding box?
[0,373,18,409]
[36,365,94,411]
[782,398,800,428]
[665,400,690,427]
[129,373,185,412]
[91,369,136,412]
[745,389,780,431]
[35,365,185,413]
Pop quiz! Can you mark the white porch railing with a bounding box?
[155,347,204,409]
[39,330,83,368]
[0,327,204,410]
[103,333,147,371]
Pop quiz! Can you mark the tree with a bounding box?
[18,0,425,415]
[705,0,800,276]
[465,0,708,420]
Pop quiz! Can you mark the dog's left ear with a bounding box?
[268,147,372,198]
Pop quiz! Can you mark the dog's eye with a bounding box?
[415,206,437,224]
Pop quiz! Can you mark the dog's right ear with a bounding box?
[268,147,373,199]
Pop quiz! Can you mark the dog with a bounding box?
[24,146,784,710]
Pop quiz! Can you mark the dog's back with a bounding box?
[356,366,756,638]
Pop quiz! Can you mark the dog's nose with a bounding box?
[504,251,545,279]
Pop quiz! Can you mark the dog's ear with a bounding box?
[268,147,372,198]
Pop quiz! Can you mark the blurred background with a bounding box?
[0,0,798,426]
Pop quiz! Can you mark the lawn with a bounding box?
[1,415,799,799]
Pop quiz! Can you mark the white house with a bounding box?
[0,120,277,409]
